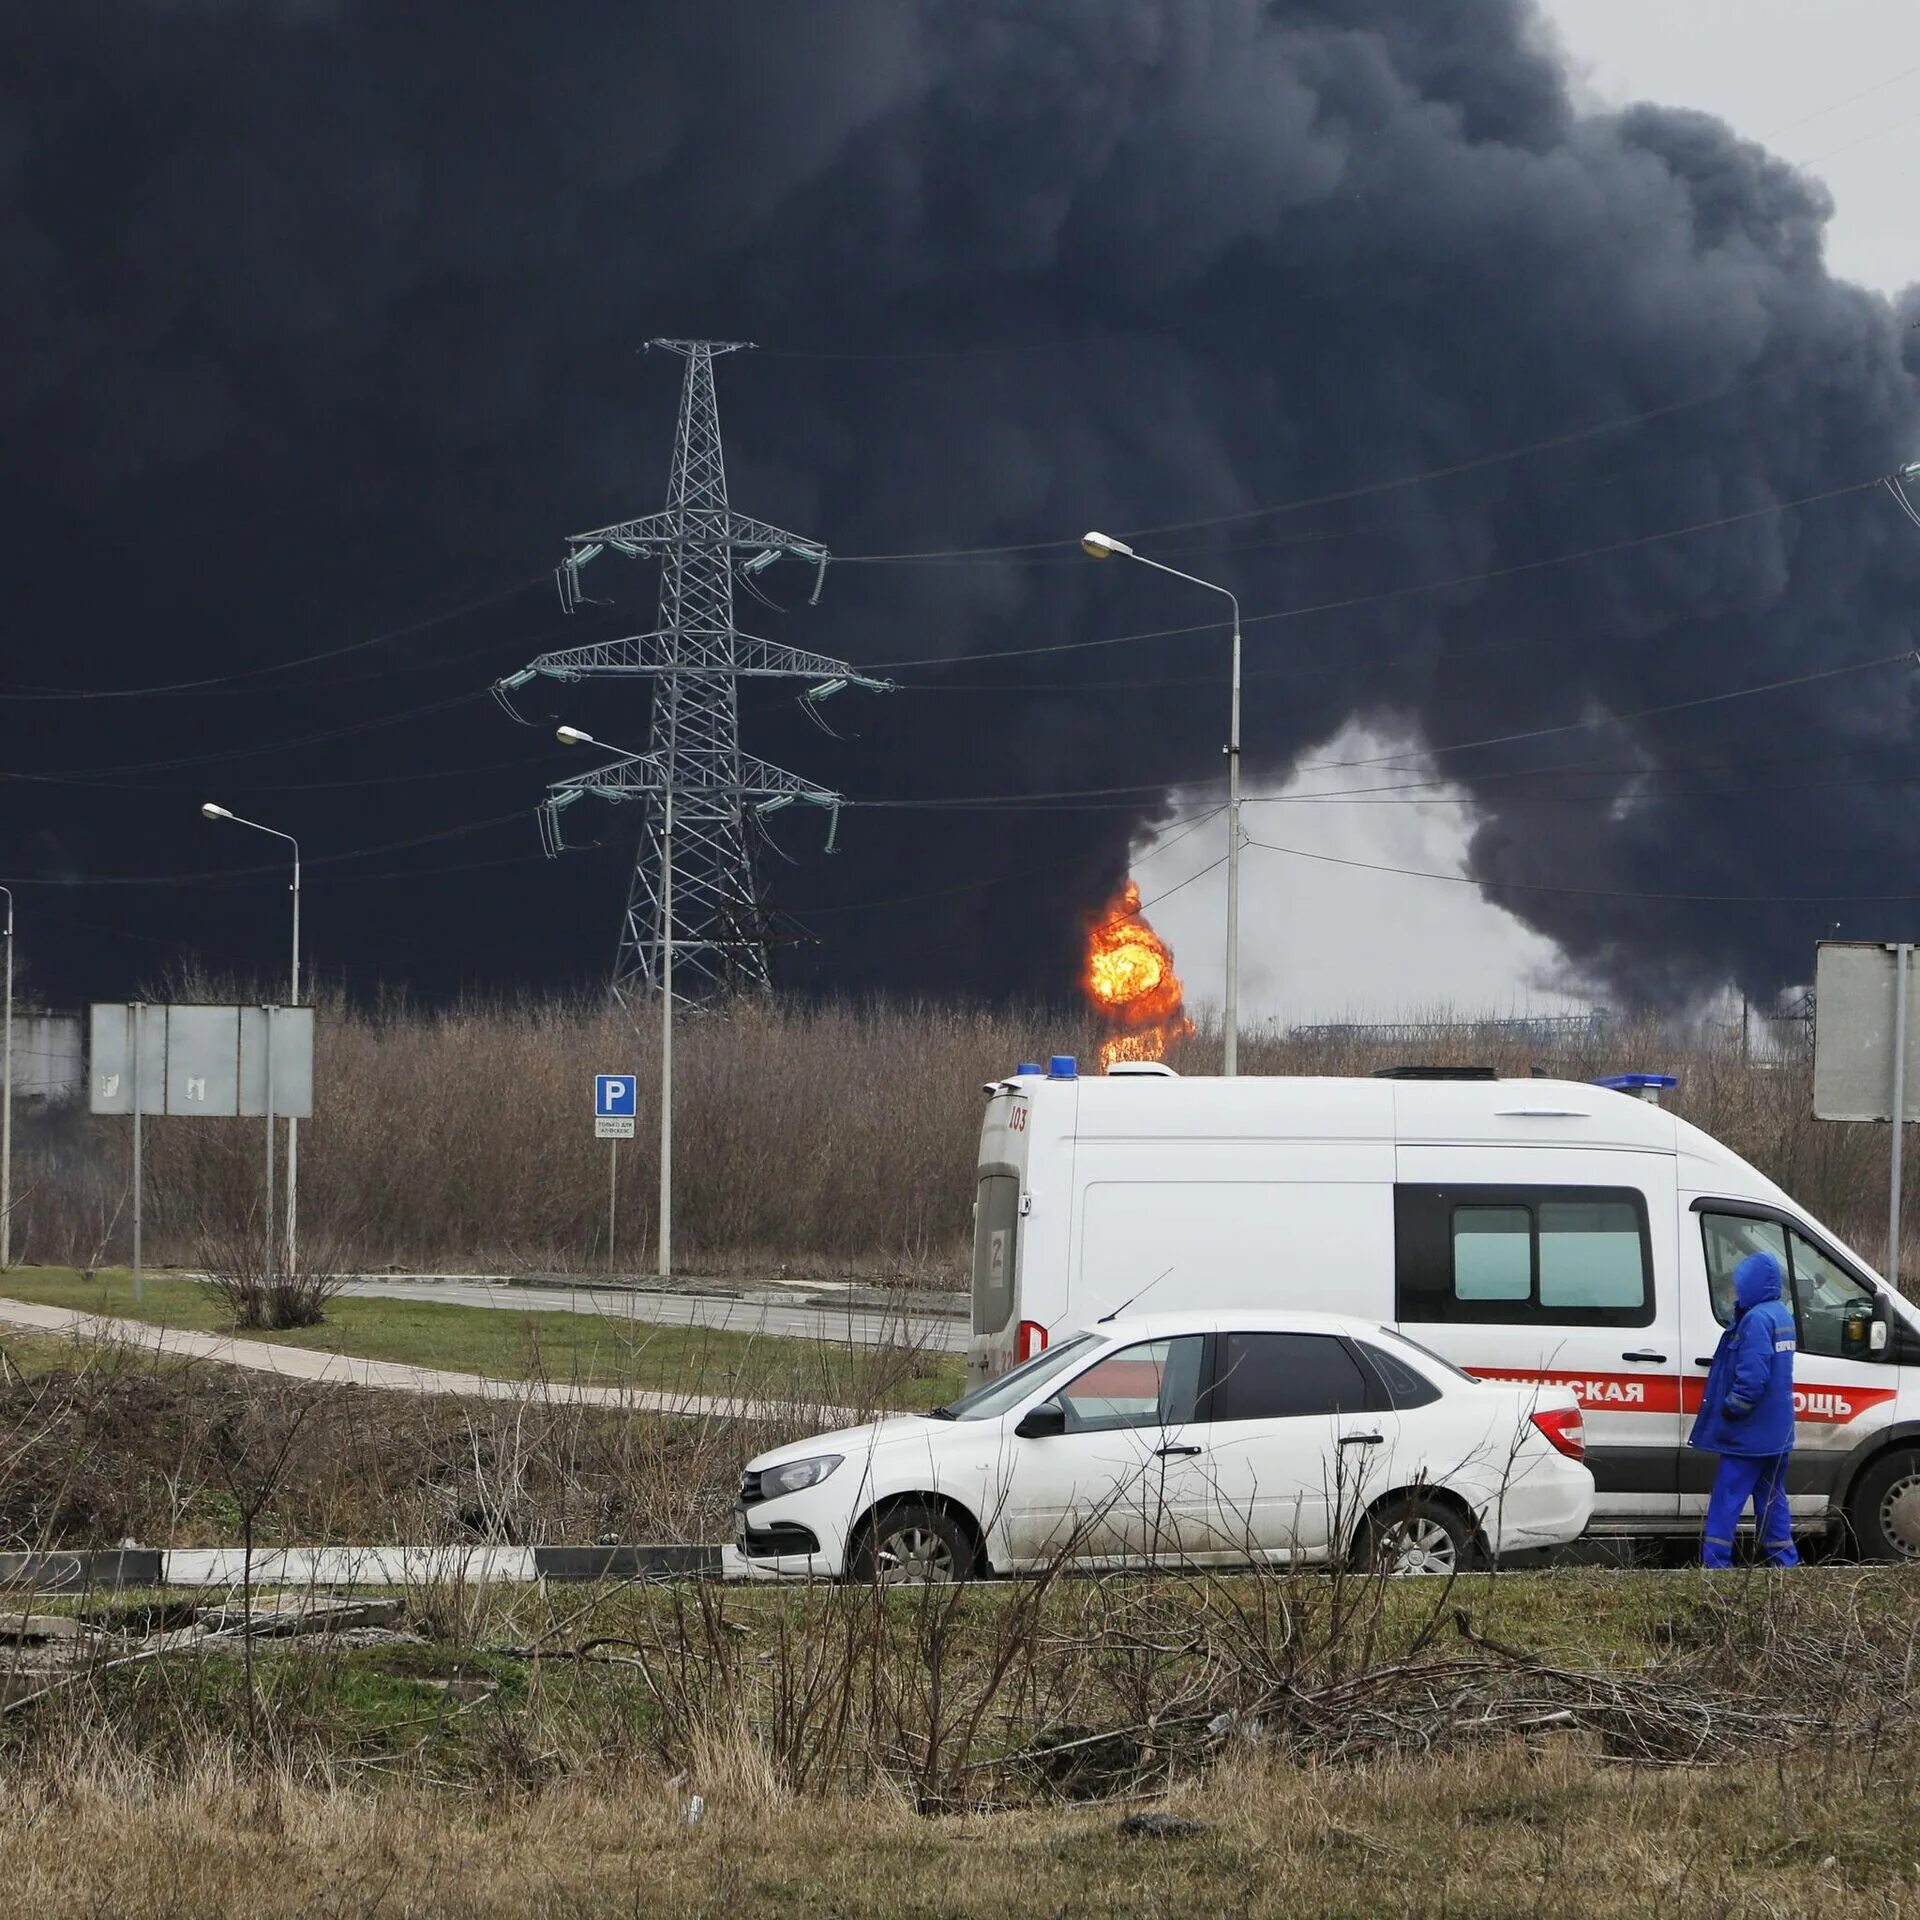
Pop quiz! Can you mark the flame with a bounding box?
[1083,878,1194,1071]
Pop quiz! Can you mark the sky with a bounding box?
[7,0,1920,1024]
[1139,0,1920,1028]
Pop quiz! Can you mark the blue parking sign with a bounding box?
[595,1074,637,1118]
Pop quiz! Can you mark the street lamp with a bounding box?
[0,887,13,1272]
[202,803,301,1268]
[557,725,674,1279]
[1082,530,1244,1075]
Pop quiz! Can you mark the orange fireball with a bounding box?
[1084,879,1194,1070]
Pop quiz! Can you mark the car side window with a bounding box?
[1351,1340,1442,1409]
[1213,1332,1373,1422]
[1055,1336,1204,1435]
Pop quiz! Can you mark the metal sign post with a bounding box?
[1894,945,1911,1289]
[594,1074,637,1276]
[130,1002,144,1304]
[264,1005,276,1275]
[1812,941,1920,1285]
[660,782,674,1280]
[91,1002,315,1292]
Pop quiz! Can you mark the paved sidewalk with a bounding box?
[333,1276,968,1352]
[0,1296,859,1424]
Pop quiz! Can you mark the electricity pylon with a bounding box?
[497,340,890,1002]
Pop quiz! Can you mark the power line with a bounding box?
[797,803,1228,919]
[836,366,1798,565]
[1765,57,1920,139]
[868,472,1886,669]
[1245,837,1920,907]
[0,576,543,702]
[1800,105,1920,168]
[1286,648,1913,776]
[755,332,1169,363]
[852,648,1911,811]
[0,690,487,785]
[0,808,526,890]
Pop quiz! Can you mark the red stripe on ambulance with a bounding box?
[1463,1368,1896,1426]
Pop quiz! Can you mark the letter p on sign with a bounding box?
[596,1074,638,1118]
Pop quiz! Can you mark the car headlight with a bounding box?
[761,1453,843,1498]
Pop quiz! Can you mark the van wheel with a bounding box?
[851,1501,975,1585]
[1847,1450,1920,1562]
[1354,1494,1473,1577]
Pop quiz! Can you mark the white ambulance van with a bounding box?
[969,1057,1920,1557]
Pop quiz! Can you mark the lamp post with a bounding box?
[557,726,674,1278]
[0,887,13,1272]
[1082,531,1244,1075]
[201,804,300,1267]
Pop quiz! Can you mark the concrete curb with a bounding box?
[0,1550,164,1593]
[2,1544,742,1590]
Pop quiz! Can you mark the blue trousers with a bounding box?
[1702,1452,1798,1568]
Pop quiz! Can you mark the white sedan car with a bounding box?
[735,1308,1593,1580]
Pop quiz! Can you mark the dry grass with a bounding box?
[6,986,1905,1283]
[3,1571,1920,1916]
[0,1328,930,1551]
[6,1739,1918,1918]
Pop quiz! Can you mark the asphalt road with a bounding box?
[332,1277,969,1354]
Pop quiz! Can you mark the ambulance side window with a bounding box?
[1787,1230,1876,1361]
[1395,1185,1653,1328]
[1699,1214,1786,1328]
[1697,1210,1876,1361]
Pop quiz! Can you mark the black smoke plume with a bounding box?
[4,0,1916,1008]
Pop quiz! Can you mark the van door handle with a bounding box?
[1693,1357,1715,1368]
[1339,1432,1384,1448]
[1621,1350,1667,1363]
[1154,1444,1202,1458]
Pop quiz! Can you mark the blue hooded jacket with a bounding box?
[1689,1251,1797,1458]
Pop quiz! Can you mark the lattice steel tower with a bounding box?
[496,340,889,1001]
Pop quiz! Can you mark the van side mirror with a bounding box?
[1869,1295,1891,1355]
[1015,1399,1067,1440]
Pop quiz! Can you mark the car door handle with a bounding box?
[1621,1350,1667,1363]
[1339,1432,1385,1447]
[1693,1357,1716,1368]
[1154,1443,1202,1458]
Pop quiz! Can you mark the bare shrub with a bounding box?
[197,1228,348,1331]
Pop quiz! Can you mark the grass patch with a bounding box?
[6,1569,1920,1915]
[0,1268,963,1408]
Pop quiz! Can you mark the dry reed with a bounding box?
[6,986,1903,1284]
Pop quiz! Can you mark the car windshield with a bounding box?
[1377,1325,1477,1385]
[937,1333,1104,1422]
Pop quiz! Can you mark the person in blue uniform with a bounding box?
[1689,1249,1799,1568]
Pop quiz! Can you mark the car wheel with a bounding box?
[1354,1493,1474,1577]
[1847,1449,1920,1562]
[852,1501,975,1585]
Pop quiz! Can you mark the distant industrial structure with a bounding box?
[495,340,890,1004]
[1288,1011,1617,1049]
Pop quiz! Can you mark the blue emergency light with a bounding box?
[1592,1073,1678,1105]
[1047,1055,1078,1080]
[1015,1062,1042,1076]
